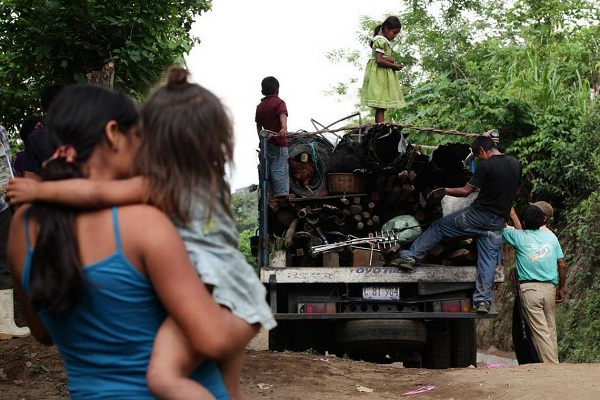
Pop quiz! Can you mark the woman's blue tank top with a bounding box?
[21,207,229,400]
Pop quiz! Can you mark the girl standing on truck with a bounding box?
[7,67,277,400]
[360,16,405,123]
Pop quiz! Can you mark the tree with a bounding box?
[0,0,212,134]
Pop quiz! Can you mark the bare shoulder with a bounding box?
[7,205,32,274]
[116,204,172,228]
[8,205,32,242]
[115,205,177,241]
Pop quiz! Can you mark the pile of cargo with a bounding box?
[270,124,477,268]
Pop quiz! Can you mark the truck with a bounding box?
[255,119,503,368]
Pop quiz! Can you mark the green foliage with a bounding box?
[232,190,259,274]
[558,292,600,363]
[231,190,259,234]
[0,0,212,133]
[239,229,259,275]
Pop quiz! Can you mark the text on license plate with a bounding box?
[363,286,400,300]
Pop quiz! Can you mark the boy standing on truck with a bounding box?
[398,135,521,314]
[255,76,289,210]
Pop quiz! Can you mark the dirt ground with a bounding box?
[1,336,599,400]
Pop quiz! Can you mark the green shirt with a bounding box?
[503,229,564,285]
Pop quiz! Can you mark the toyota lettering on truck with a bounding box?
[255,117,503,368]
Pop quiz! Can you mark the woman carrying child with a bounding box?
[8,68,276,399]
[7,83,248,399]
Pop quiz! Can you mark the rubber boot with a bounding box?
[0,289,31,340]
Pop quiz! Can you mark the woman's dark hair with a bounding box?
[371,16,402,47]
[136,67,234,224]
[29,84,138,315]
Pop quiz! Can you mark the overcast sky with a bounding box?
[186,0,402,191]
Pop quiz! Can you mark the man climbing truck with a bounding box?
[256,122,504,368]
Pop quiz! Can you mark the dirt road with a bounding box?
[1,336,598,399]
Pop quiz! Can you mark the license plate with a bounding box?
[362,286,400,301]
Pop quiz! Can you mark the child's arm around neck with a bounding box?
[7,176,147,208]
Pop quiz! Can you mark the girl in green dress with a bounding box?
[360,16,405,123]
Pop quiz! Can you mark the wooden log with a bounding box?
[413,209,427,222]
[445,248,471,260]
[426,187,446,207]
[361,211,371,219]
[323,252,340,268]
[385,185,402,206]
[352,196,362,205]
[353,214,363,222]
[401,183,415,193]
[322,203,339,212]
[350,204,363,215]
[429,244,446,257]
[283,218,299,248]
[340,197,350,206]
[397,170,409,180]
[356,221,365,230]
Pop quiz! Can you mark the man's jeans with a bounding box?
[266,143,289,197]
[401,206,504,304]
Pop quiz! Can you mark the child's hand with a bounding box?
[7,178,41,205]
[394,63,403,71]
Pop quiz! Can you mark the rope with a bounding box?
[288,136,333,197]
[266,123,488,139]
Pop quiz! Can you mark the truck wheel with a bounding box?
[422,321,451,369]
[450,319,477,367]
[335,320,426,363]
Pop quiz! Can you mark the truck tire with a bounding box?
[422,321,451,369]
[450,319,477,367]
[335,320,426,363]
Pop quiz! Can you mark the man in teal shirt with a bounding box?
[503,205,566,363]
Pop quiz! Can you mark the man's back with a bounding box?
[470,154,521,218]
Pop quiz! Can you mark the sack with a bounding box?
[381,215,422,244]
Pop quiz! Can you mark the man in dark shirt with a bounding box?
[398,135,521,314]
[22,84,63,178]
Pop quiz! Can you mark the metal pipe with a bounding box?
[258,129,270,268]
